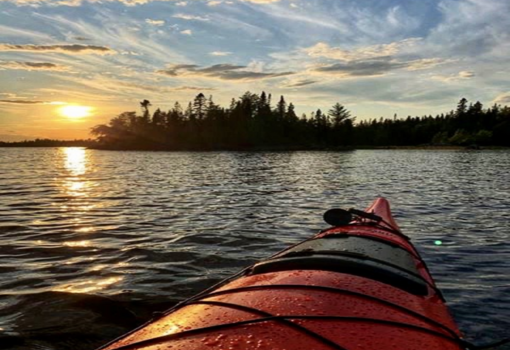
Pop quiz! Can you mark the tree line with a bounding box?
[90,93,510,150]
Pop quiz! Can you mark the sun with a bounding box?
[58,105,94,119]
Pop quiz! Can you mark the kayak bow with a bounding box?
[99,197,464,350]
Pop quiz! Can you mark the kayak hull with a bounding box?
[100,198,463,350]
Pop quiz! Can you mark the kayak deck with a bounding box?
[99,198,464,350]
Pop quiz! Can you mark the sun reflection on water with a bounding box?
[63,240,92,247]
[53,276,123,294]
[60,147,93,199]
[63,147,88,176]
[55,148,99,241]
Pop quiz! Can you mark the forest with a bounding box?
[90,92,510,150]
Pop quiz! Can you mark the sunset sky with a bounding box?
[0,0,509,141]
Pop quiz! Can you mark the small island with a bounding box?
[90,93,510,151]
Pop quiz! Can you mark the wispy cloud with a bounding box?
[29,11,187,63]
[304,39,421,61]
[0,61,70,71]
[0,44,115,55]
[116,80,214,93]
[0,0,163,6]
[406,58,450,71]
[431,71,475,82]
[180,29,192,35]
[0,99,64,104]
[0,0,279,6]
[242,0,280,3]
[313,57,407,77]
[158,63,293,81]
[311,56,448,78]
[282,79,318,88]
[0,24,54,40]
[300,39,451,79]
[210,51,232,56]
[173,13,209,21]
[492,92,510,105]
[145,19,165,26]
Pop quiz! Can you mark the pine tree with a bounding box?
[193,93,207,121]
[276,96,286,119]
[140,99,151,124]
[328,103,352,127]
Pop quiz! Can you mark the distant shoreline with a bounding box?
[0,139,95,148]
[1,142,508,151]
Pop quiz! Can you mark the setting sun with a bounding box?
[58,105,94,119]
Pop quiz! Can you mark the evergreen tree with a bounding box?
[276,96,286,119]
[456,98,468,116]
[328,103,352,127]
[192,93,207,121]
[140,99,151,124]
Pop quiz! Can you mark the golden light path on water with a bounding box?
[53,147,124,293]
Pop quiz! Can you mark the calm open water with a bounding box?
[0,148,509,350]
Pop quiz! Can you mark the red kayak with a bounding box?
[99,198,465,350]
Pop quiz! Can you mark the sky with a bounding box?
[0,0,509,141]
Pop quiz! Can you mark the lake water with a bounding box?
[0,148,509,350]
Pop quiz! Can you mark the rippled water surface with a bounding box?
[0,148,509,349]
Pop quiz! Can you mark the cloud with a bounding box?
[0,92,18,98]
[283,79,318,88]
[459,71,476,78]
[0,43,115,55]
[159,64,199,76]
[493,92,510,105]
[0,0,271,6]
[0,0,156,6]
[0,0,79,5]
[116,81,214,93]
[303,40,451,79]
[0,99,62,104]
[173,14,209,21]
[0,61,70,71]
[305,39,421,61]
[313,57,407,77]
[210,51,232,56]
[406,58,451,71]
[312,56,450,78]
[145,19,165,26]
[28,12,186,63]
[0,24,54,41]
[431,71,476,82]
[180,29,193,35]
[175,86,215,91]
[157,63,293,81]
[207,0,277,4]
[241,0,280,3]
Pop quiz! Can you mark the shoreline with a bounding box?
[1,144,508,151]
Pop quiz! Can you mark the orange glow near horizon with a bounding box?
[58,105,94,119]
